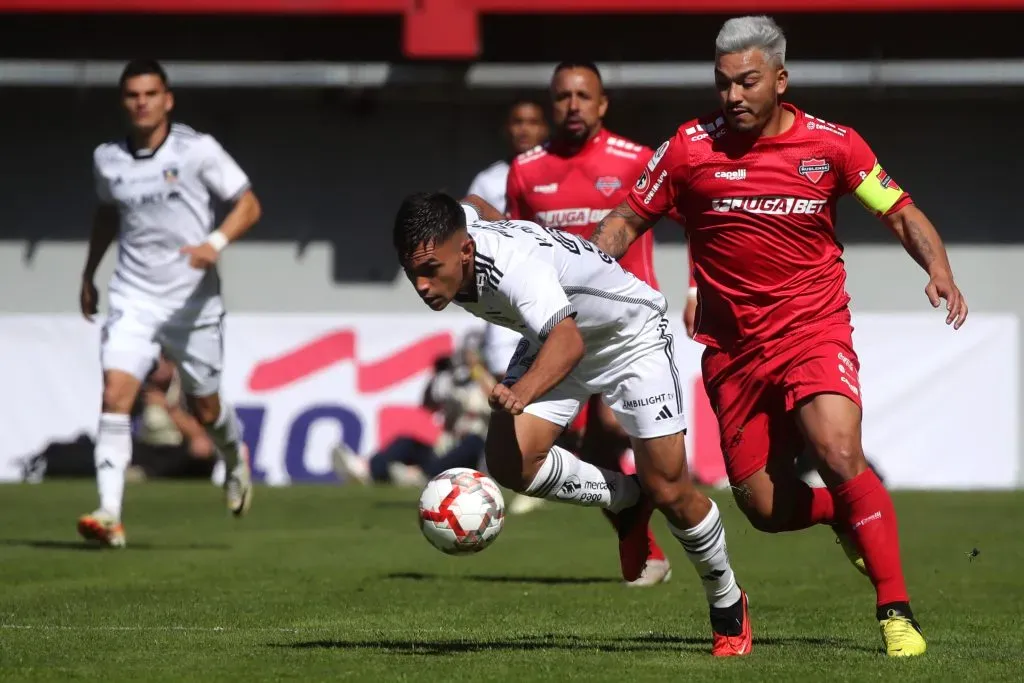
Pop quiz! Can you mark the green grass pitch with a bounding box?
[1,481,1022,681]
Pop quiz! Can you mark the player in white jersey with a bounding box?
[77,59,262,547]
[466,99,552,516]
[392,192,754,657]
[465,99,548,215]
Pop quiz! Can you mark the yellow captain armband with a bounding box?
[853,162,905,216]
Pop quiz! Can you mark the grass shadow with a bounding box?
[273,633,877,655]
[0,539,230,552]
[386,571,619,586]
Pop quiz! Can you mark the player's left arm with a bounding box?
[882,205,966,328]
[490,260,584,414]
[844,131,967,329]
[461,194,505,222]
[182,137,263,269]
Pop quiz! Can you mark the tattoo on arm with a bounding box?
[903,215,939,271]
[591,205,643,260]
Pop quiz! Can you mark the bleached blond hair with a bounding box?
[715,15,786,68]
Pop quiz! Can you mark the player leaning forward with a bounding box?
[593,16,969,657]
[393,192,753,657]
[78,59,262,547]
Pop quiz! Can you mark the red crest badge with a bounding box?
[595,176,622,198]
[798,158,830,184]
[875,167,901,192]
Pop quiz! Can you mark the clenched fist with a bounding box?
[180,243,220,269]
[489,383,526,415]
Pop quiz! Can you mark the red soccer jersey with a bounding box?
[627,103,911,350]
[506,128,659,288]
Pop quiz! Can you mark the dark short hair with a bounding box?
[393,192,466,262]
[552,60,603,84]
[119,58,169,91]
[508,97,545,117]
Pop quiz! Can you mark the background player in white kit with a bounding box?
[465,98,548,215]
[78,59,262,547]
[392,192,753,657]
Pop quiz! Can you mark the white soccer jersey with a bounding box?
[92,122,250,323]
[455,205,668,392]
[466,160,510,215]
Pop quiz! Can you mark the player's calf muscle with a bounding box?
[484,412,551,491]
[634,433,709,526]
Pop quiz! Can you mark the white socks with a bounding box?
[524,444,640,513]
[668,500,742,608]
[95,413,132,520]
[204,401,243,471]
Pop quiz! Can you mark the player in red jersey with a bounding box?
[592,16,967,657]
[505,61,671,588]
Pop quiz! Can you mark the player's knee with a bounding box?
[187,394,221,425]
[813,437,866,482]
[732,485,784,533]
[643,471,697,514]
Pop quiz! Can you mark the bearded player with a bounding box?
[592,16,966,656]
[505,61,670,587]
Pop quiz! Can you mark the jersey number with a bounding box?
[541,226,614,264]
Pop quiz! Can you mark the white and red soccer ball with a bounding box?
[418,468,505,555]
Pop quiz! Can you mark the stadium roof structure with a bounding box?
[1,58,1022,89]
[0,0,1021,58]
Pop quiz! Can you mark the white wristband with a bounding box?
[206,230,229,252]
[688,287,698,298]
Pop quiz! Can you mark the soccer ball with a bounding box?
[418,468,505,555]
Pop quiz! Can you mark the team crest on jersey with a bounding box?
[634,170,650,193]
[163,167,179,183]
[595,176,622,197]
[798,158,830,184]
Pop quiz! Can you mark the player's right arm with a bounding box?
[489,258,584,414]
[591,137,681,260]
[81,151,120,321]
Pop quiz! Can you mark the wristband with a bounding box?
[688,287,698,298]
[206,230,229,252]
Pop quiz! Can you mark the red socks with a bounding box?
[834,469,909,606]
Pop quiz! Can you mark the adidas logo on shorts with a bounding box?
[654,405,674,421]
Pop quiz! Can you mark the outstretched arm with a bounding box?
[882,204,967,329]
[589,202,656,260]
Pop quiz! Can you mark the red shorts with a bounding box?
[567,395,596,435]
[701,319,863,484]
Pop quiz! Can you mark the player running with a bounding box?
[78,59,262,547]
[505,61,670,586]
[393,191,753,657]
[592,16,967,657]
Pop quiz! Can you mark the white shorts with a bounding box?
[503,318,686,440]
[101,299,224,397]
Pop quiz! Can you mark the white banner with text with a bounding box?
[0,313,1017,489]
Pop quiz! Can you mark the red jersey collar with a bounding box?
[721,103,802,146]
[550,127,609,157]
